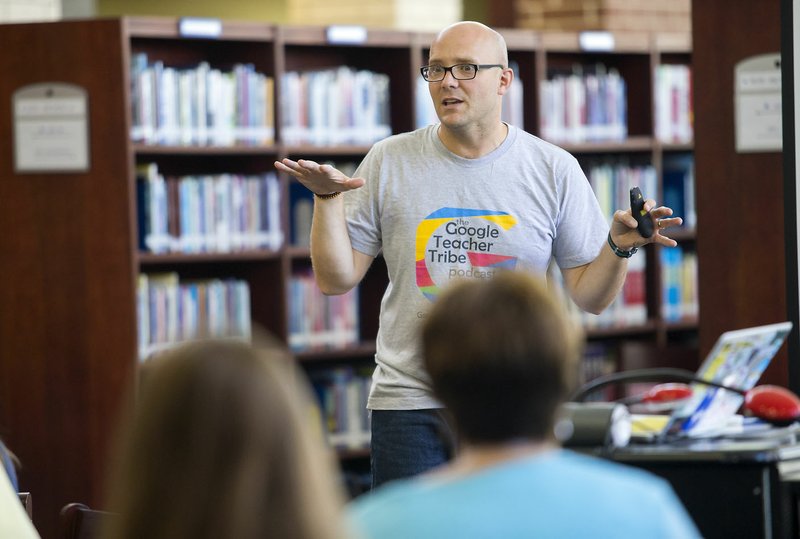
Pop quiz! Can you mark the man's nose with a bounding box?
[439,69,458,86]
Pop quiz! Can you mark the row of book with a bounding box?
[661,246,699,321]
[288,271,360,351]
[136,164,283,254]
[280,67,391,146]
[128,55,691,148]
[578,163,655,328]
[130,53,275,146]
[588,156,696,231]
[654,64,693,143]
[539,65,628,143]
[309,366,372,450]
[559,250,648,330]
[137,273,252,360]
[588,163,658,223]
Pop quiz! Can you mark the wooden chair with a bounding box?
[60,503,115,539]
[17,491,32,519]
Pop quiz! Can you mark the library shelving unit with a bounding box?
[0,16,694,535]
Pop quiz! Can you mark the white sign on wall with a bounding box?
[13,82,90,173]
[735,53,782,153]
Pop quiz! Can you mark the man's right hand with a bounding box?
[274,158,366,195]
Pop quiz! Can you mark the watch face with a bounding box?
[609,404,632,447]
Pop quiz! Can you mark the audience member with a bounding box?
[104,340,350,539]
[349,272,700,538]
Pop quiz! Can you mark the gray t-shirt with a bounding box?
[346,124,607,410]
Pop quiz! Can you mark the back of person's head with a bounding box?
[105,340,348,539]
[422,271,583,444]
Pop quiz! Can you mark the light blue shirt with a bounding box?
[349,449,700,539]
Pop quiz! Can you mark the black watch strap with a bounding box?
[607,232,638,259]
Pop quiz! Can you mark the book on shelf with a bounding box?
[415,76,438,129]
[136,163,283,254]
[136,162,170,254]
[130,53,274,146]
[660,246,698,322]
[567,162,654,328]
[290,181,314,248]
[280,67,391,146]
[137,273,252,360]
[548,254,646,330]
[540,64,627,143]
[288,270,360,351]
[501,61,525,128]
[662,153,696,230]
[588,162,658,222]
[309,366,372,450]
[655,64,693,144]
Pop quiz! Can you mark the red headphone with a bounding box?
[571,368,800,426]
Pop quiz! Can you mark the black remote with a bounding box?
[630,186,654,238]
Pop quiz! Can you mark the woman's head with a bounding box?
[422,271,583,444]
[106,340,347,539]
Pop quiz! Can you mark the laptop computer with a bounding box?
[634,322,793,442]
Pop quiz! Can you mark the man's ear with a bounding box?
[497,67,514,96]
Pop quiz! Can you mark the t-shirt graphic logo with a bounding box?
[415,207,518,301]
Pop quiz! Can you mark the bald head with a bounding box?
[430,21,508,67]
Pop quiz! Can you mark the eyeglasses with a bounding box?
[420,63,505,82]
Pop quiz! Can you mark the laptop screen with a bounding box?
[662,321,793,439]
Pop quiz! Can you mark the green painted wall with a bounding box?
[97,0,490,25]
[97,0,288,22]
[462,0,488,24]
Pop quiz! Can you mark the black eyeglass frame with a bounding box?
[420,63,505,82]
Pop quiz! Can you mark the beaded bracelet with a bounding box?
[314,192,341,200]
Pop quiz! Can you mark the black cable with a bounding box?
[570,368,747,403]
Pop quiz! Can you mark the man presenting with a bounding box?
[274,21,681,487]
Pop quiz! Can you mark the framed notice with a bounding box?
[13,83,90,173]
[735,53,782,153]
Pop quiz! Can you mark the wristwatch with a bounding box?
[607,232,638,258]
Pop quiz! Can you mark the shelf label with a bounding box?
[13,82,90,173]
[179,17,222,39]
[326,25,367,45]
[735,53,782,153]
[579,31,615,52]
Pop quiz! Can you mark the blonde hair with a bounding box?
[104,340,348,539]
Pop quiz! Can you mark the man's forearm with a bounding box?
[566,246,628,315]
[310,196,361,295]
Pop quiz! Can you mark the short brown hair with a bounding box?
[421,272,583,444]
[104,340,348,539]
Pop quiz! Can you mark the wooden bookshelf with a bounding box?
[0,17,694,535]
[692,0,788,387]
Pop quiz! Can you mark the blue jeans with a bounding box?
[370,409,456,489]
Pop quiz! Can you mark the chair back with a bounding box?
[60,503,114,539]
